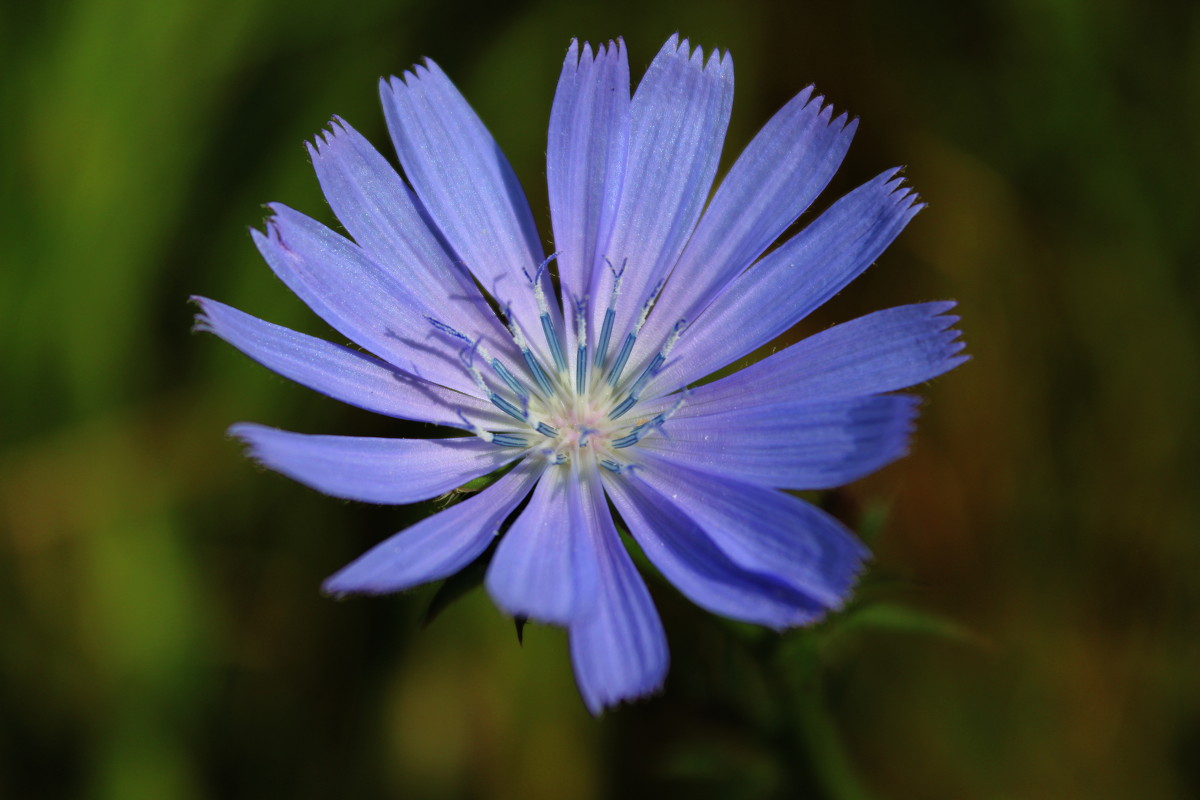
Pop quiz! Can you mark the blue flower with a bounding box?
[194,35,966,713]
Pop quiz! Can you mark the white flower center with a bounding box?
[435,256,687,474]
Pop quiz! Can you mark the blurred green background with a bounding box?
[2,0,1198,797]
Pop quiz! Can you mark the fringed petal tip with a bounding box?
[318,574,439,599]
[787,513,872,618]
[876,171,929,217]
[226,420,258,439]
[817,555,870,617]
[225,423,274,478]
[381,57,442,95]
[880,170,918,200]
[563,36,626,65]
[188,295,215,334]
[321,560,436,598]
[796,85,860,137]
[579,667,667,717]
[573,601,670,716]
[306,119,352,160]
[911,300,972,375]
[249,209,284,251]
[654,31,733,76]
[227,420,272,451]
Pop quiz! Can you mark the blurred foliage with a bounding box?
[2,0,1198,797]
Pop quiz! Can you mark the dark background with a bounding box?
[2,0,1197,797]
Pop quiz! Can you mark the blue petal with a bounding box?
[380,61,552,347]
[323,459,545,596]
[586,35,733,341]
[643,394,920,490]
[676,302,968,410]
[193,298,508,429]
[307,119,514,353]
[547,38,630,313]
[568,472,668,714]
[636,88,856,364]
[252,206,480,395]
[485,460,599,625]
[634,455,868,609]
[230,424,520,505]
[652,171,923,394]
[603,473,826,629]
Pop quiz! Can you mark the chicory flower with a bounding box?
[194,35,966,713]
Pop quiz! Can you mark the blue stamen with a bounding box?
[536,421,558,437]
[499,303,552,398]
[490,393,528,422]
[574,297,589,395]
[610,355,667,421]
[455,411,526,449]
[523,253,567,376]
[521,348,554,396]
[611,430,641,449]
[611,319,686,414]
[625,354,663,395]
[600,459,639,476]
[608,393,638,421]
[594,308,614,368]
[612,411,670,447]
[622,401,680,445]
[606,281,666,387]
[491,433,529,448]
[576,345,588,394]
[594,257,625,369]
[490,359,528,399]
[607,333,636,386]
[541,313,568,373]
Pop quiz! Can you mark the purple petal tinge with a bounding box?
[196,35,966,713]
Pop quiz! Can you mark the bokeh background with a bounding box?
[3,0,1198,797]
